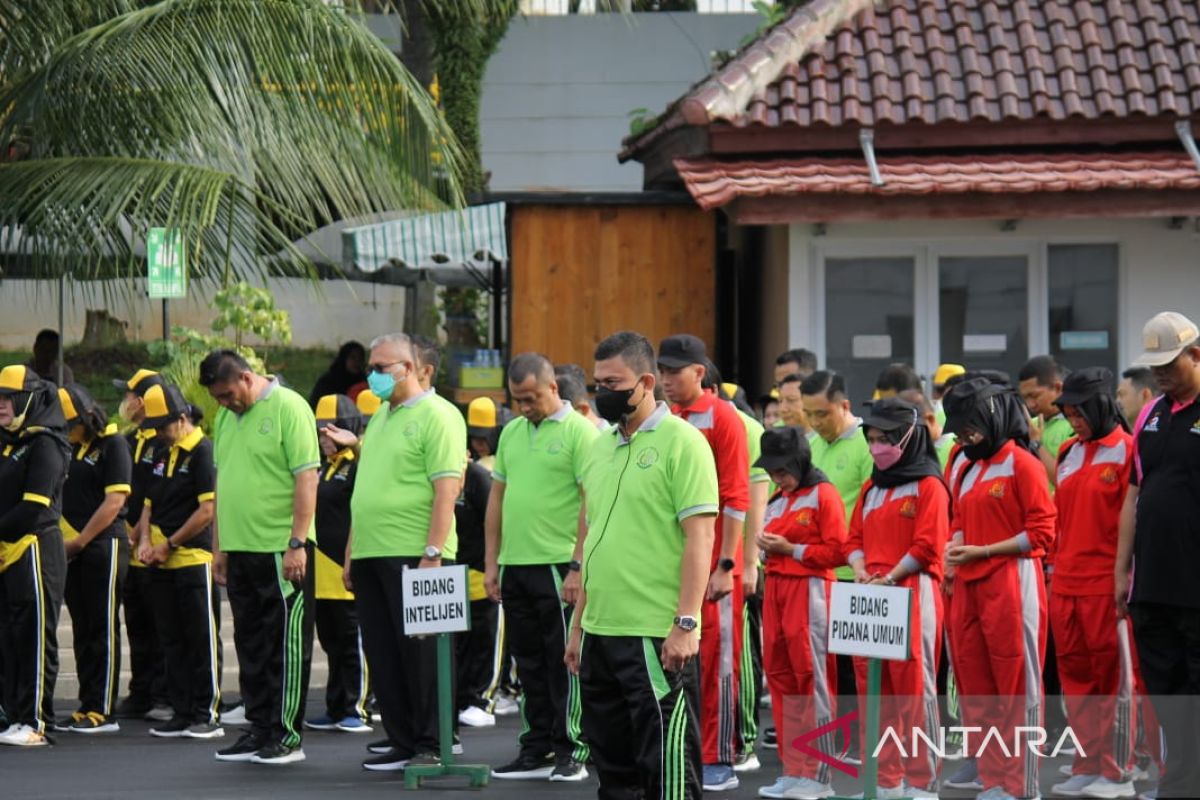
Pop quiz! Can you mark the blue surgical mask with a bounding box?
[367,369,396,401]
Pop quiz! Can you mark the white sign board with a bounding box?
[402,564,469,635]
[828,582,912,661]
[963,334,1007,353]
[852,334,893,360]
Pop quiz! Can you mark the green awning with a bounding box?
[340,202,508,273]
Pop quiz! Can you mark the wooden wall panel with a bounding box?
[510,205,716,377]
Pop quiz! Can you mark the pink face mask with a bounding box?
[870,419,916,470]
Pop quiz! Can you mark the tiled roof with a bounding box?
[674,152,1200,210]
[621,0,1200,160]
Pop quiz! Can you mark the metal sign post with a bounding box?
[827,582,913,800]
[400,564,489,790]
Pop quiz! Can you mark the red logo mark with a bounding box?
[791,711,859,778]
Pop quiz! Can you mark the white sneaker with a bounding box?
[782,777,836,799]
[1127,765,1151,782]
[734,752,761,772]
[903,784,940,799]
[1052,774,1099,797]
[1060,764,1076,777]
[757,776,797,799]
[1080,777,1136,799]
[0,724,47,747]
[457,706,496,728]
[492,695,519,717]
[222,704,247,725]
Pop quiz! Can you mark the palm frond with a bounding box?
[0,156,317,284]
[1,0,465,260]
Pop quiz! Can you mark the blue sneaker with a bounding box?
[702,763,739,792]
[335,716,373,733]
[944,758,983,790]
[304,715,338,731]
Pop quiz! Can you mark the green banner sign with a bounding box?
[147,228,187,299]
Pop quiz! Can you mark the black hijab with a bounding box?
[309,341,367,407]
[755,426,829,490]
[1054,367,1129,439]
[943,377,1034,462]
[862,397,944,489]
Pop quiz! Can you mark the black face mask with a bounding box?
[595,383,641,423]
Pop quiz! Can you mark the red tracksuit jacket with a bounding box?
[949,440,1057,582]
[762,481,846,577]
[1050,427,1132,596]
[674,389,750,573]
[846,476,949,582]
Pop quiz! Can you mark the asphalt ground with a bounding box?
[2,694,1133,799]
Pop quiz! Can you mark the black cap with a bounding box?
[657,334,707,369]
[754,426,811,472]
[943,377,996,436]
[1055,367,1113,408]
[863,397,920,432]
[139,384,189,430]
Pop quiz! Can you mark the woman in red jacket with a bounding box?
[943,377,1057,800]
[752,426,846,800]
[1047,368,1139,799]
[846,398,949,800]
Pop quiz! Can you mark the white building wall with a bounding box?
[784,216,1200,376]
[0,278,407,350]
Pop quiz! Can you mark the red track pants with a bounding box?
[700,576,743,765]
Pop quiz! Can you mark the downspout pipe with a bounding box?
[1178,119,1200,172]
[860,127,885,186]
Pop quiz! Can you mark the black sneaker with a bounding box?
[362,750,411,772]
[53,712,84,732]
[492,753,556,780]
[182,722,225,739]
[762,727,777,749]
[215,732,265,762]
[251,742,306,764]
[149,716,192,738]
[407,752,441,767]
[549,758,589,782]
[367,737,394,754]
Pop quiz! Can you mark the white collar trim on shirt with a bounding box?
[547,400,573,423]
[396,388,435,410]
[617,401,670,443]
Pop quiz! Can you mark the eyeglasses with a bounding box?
[368,361,403,374]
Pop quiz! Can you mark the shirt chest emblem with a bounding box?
[545,439,564,455]
[636,447,659,469]
[258,419,274,435]
[795,508,814,526]
[988,480,1006,499]
[84,452,101,466]
[1098,465,1119,484]
[1144,414,1161,433]
[403,422,418,438]
[152,461,167,477]
[1191,419,1200,436]
[898,497,917,518]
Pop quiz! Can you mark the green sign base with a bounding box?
[403,634,491,790]
[832,657,885,800]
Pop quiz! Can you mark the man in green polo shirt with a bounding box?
[1018,355,1073,488]
[201,350,319,766]
[484,353,597,782]
[347,333,466,772]
[564,331,717,800]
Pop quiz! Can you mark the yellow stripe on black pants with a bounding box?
[0,529,67,733]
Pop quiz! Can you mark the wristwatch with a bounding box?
[718,558,736,572]
[424,544,442,560]
[287,537,305,550]
[883,574,897,586]
[567,560,582,572]
[167,538,180,551]
[673,615,698,632]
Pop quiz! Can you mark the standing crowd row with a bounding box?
[0,312,1198,800]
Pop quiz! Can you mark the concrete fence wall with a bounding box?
[0,278,408,350]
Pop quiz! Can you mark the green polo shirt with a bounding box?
[493,401,599,565]
[935,433,957,470]
[580,403,718,638]
[810,420,872,579]
[213,379,319,553]
[351,389,467,560]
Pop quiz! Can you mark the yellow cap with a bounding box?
[933,363,966,386]
[467,397,498,429]
[58,387,79,422]
[141,384,171,421]
[720,382,741,401]
[0,365,29,393]
[768,388,780,400]
[355,391,382,416]
[315,394,339,422]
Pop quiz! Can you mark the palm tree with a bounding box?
[0,0,467,286]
